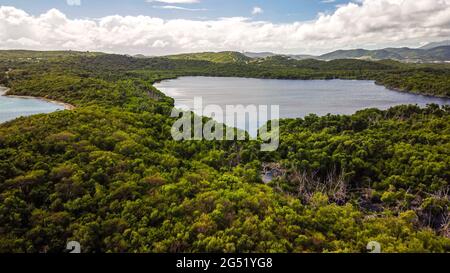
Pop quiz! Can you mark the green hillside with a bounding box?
[166,47,450,65]
[318,47,450,62]
[167,51,252,63]
[242,45,450,63]
[0,50,104,62]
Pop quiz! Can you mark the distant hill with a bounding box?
[426,46,450,60]
[243,52,276,58]
[255,55,394,71]
[288,54,316,60]
[420,40,450,50]
[167,51,252,63]
[317,46,450,62]
[134,54,154,59]
[244,52,315,60]
[160,45,450,64]
[0,50,103,61]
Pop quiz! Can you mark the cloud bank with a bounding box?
[0,0,449,55]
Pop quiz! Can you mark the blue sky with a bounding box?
[0,0,448,55]
[0,0,348,22]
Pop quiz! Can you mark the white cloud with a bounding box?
[66,0,81,6]
[146,0,200,3]
[152,39,169,48]
[153,5,207,11]
[252,6,264,15]
[0,0,449,55]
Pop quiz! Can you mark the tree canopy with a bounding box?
[0,51,448,253]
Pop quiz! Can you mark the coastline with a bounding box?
[373,81,449,100]
[0,86,75,110]
[153,76,450,100]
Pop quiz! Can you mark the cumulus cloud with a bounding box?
[252,6,264,15]
[0,0,449,55]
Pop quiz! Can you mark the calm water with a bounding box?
[0,87,65,123]
[155,77,450,136]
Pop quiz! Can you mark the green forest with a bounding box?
[0,50,449,253]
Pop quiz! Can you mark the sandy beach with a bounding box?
[0,86,75,110]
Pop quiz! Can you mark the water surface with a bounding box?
[155,77,450,136]
[0,87,65,123]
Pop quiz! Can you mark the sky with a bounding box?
[0,0,449,55]
[0,0,348,22]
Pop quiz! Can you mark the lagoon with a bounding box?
[0,86,66,123]
[155,77,450,136]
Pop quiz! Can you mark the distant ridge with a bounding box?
[241,44,450,63]
[159,40,450,63]
[420,40,450,50]
[243,52,276,58]
[243,52,314,60]
[134,54,153,59]
[317,46,450,62]
[166,51,252,63]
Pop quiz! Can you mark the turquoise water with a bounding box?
[0,87,65,123]
[154,77,450,136]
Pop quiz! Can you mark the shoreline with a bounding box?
[0,86,75,110]
[373,81,449,100]
[153,76,450,100]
